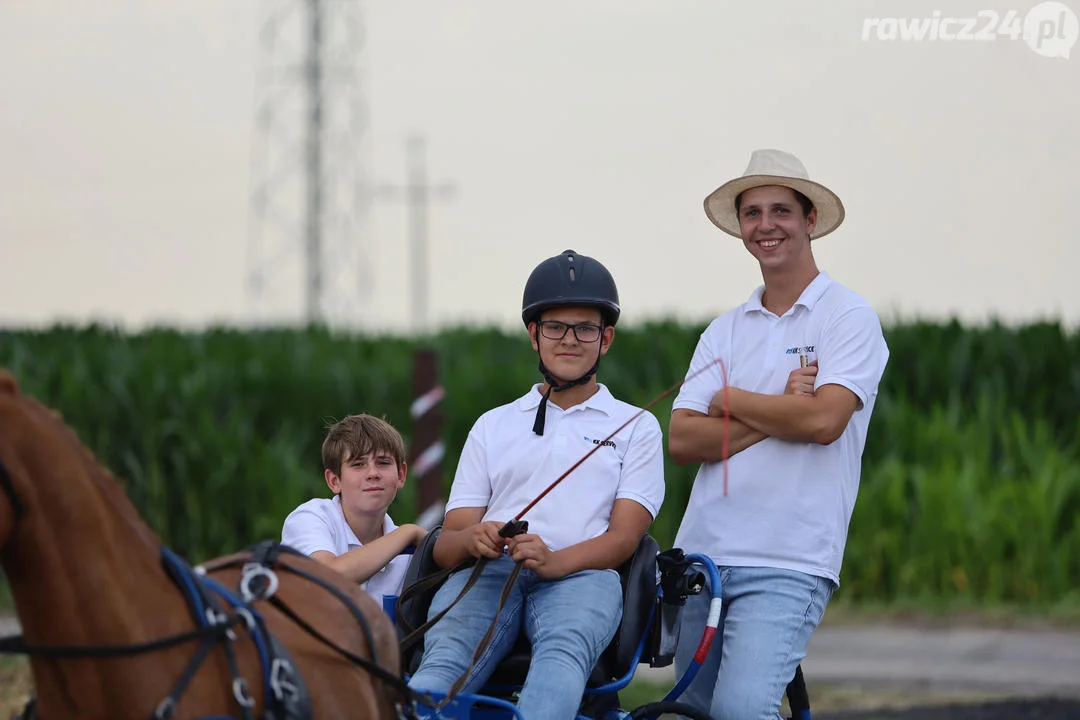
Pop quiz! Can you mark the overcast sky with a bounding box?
[2,0,1078,333]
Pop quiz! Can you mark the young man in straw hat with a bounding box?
[668,149,889,719]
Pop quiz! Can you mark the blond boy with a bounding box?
[283,414,427,607]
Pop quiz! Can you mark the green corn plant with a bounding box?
[1,319,1077,610]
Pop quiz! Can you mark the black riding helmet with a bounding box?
[521,250,621,435]
[521,249,621,328]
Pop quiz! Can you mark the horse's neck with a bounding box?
[6,471,192,645]
[4,459,228,719]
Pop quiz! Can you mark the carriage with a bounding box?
[394,527,812,720]
[0,370,812,720]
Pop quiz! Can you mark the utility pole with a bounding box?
[304,0,324,324]
[379,135,455,333]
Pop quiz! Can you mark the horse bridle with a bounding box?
[0,454,427,720]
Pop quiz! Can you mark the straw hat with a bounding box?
[703,149,845,240]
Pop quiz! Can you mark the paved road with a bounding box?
[635,621,1080,698]
[5,614,1079,702]
[803,623,1080,696]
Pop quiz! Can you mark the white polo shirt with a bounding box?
[447,384,665,553]
[281,495,411,605]
[672,272,889,585]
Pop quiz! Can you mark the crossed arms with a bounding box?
[668,362,860,466]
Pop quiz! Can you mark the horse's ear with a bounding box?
[0,370,18,396]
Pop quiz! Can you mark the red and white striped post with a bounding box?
[409,349,445,530]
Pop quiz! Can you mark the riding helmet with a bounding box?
[521,249,621,327]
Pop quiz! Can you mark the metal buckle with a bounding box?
[234,607,257,633]
[153,697,177,720]
[270,658,300,702]
[233,678,256,708]
[204,607,237,641]
[239,562,279,602]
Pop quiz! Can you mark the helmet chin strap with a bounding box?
[532,333,603,436]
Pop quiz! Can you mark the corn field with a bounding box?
[0,320,1078,607]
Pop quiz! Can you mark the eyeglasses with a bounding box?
[537,320,603,343]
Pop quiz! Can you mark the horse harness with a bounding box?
[0,455,418,720]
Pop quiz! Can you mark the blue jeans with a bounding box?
[673,566,835,720]
[408,556,622,720]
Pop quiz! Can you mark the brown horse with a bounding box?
[0,370,403,720]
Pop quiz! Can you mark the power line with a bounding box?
[245,0,371,327]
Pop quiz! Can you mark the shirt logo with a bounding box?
[785,345,815,355]
[584,436,616,449]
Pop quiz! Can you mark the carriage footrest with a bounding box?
[413,690,526,720]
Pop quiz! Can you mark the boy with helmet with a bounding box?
[407,250,665,720]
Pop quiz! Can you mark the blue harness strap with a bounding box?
[160,545,313,720]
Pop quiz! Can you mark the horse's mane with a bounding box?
[0,370,162,551]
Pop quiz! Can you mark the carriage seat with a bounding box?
[397,527,662,691]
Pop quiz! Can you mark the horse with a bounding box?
[0,369,404,720]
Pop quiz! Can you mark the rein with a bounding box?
[0,618,243,659]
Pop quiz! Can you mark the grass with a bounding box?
[619,676,1015,718]
[0,656,32,719]
[822,598,1080,630]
